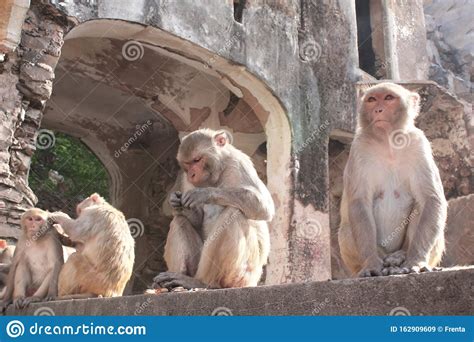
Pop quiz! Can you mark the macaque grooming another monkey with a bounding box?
[153,129,274,289]
[50,194,135,298]
[2,209,63,309]
[338,82,447,277]
[0,241,14,289]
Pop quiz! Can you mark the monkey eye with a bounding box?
[385,94,395,100]
[34,217,43,222]
[193,157,202,163]
[367,96,376,102]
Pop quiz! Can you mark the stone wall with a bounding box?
[0,3,69,239]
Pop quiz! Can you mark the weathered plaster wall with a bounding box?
[0,2,69,240]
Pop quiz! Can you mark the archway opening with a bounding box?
[29,130,110,216]
[42,20,292,293]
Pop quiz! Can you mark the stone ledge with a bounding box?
[6,268,474,316]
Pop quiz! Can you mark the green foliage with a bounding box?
[29,132,109,213]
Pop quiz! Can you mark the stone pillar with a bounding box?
[0,2,68,238]
[382,0,429,80]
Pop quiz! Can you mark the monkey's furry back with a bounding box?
[79,203,135,278]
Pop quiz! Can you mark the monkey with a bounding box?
[2,209,64,309]
[153,129,274,289]
[338,82,447,277]
[0,242,15,295]
[49,193,135,298]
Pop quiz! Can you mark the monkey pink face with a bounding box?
[24,215,46,234]
[178,131,230,187]
[363,91,401,131]
[182,155,211,187]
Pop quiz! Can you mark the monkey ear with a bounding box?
[214,130,233,147]
[410,92,421,117]
[90,193,102,203]
[410,92,420,106]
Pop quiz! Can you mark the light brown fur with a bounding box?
[339,83,447,277]
[154,129,274,289]
[50,194,135,297]
[2,209,63,309]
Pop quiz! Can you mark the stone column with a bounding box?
[0,2,68,238]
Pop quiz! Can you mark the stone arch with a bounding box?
[41,19,292,292]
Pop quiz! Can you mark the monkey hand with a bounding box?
[381,251,410,276]
[49,211,71,225]
[20,296,43,307]
[153,272,207,290]
[383,250,406,268]
[169,191,183,209]
[181,189,211,209]
[13,296,26,310]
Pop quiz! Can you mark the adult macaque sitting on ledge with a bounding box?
[338,83,447,277]
[153,129,274,290]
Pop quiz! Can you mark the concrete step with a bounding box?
[6,268,473,316]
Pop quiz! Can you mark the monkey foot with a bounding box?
[383,250,406,268]
[381,264,442,276]
[408,265,442,274]
[381,266,410,276]
[358,267,383,277]
[153,272,208,290]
